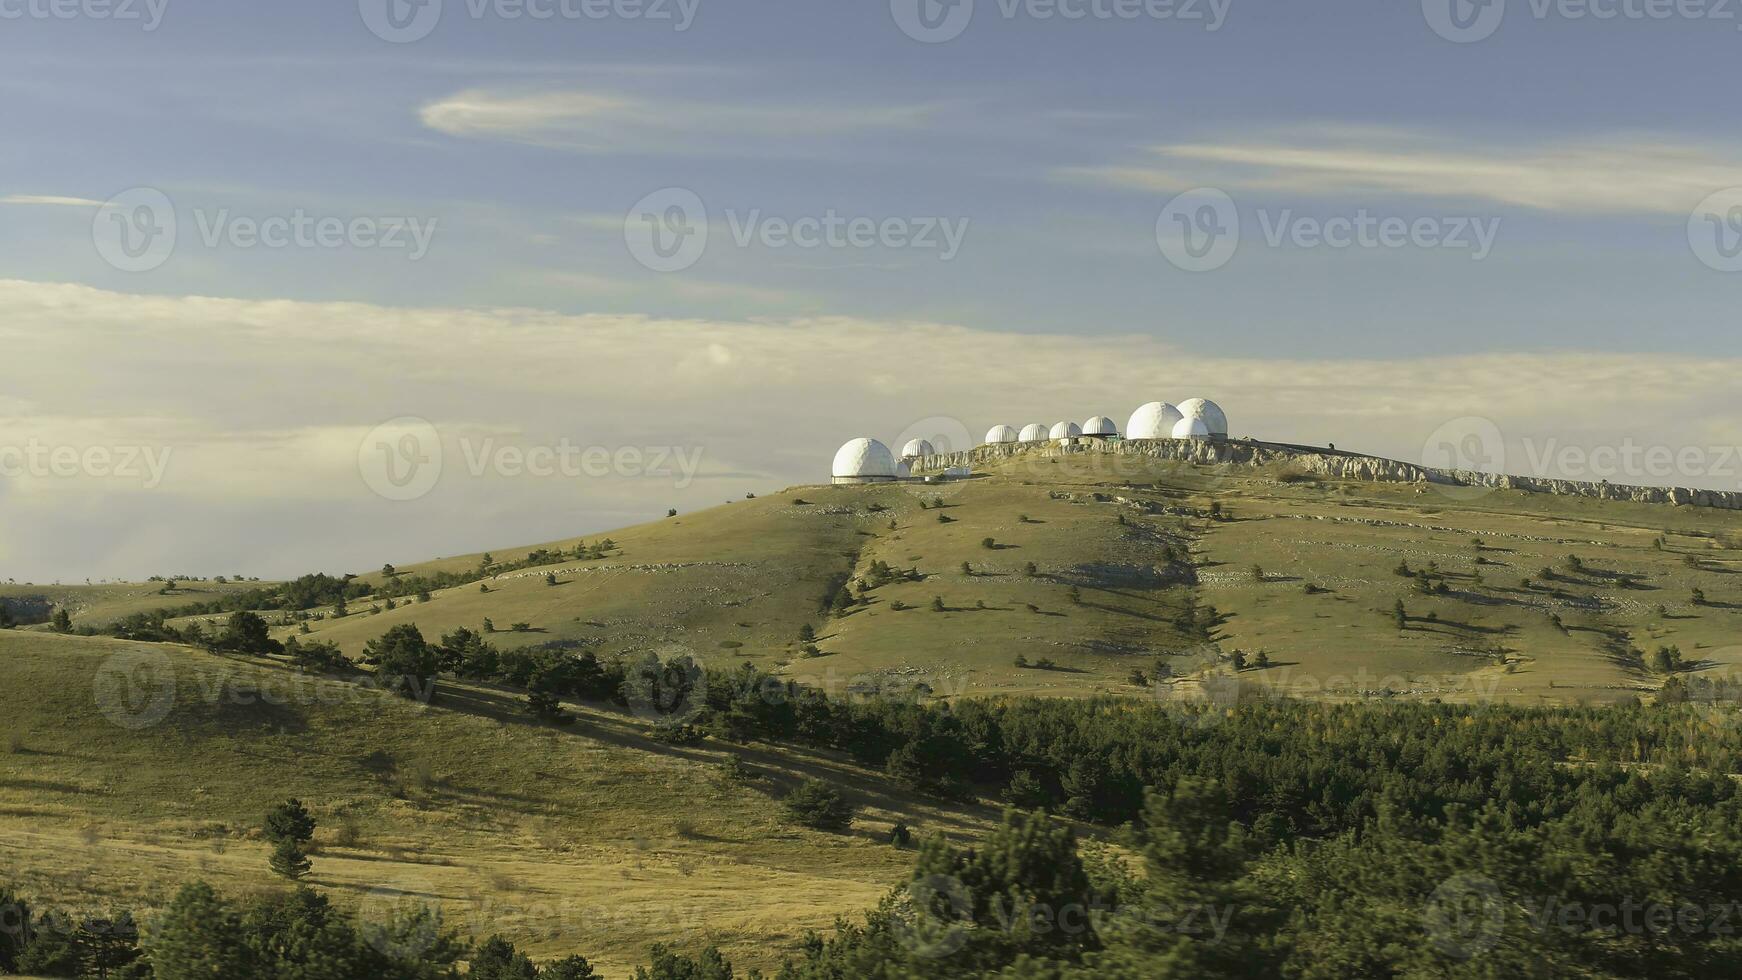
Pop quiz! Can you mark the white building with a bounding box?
[1082,416,1118,440]
[1126,402,1184,440]
[831,437,898,484]
[1176,398,1229,439]
[1018,423,1049,443]
[900,438,935,459]
[985,424,1019,445]
[1050,420,1082,443]
[1172,416,1213,440]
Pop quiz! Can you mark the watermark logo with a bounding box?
[889,873,975,957]
[620,647,707,723]
[1156,188,1239,272]
[1423,0,1506,42]
[626,187,709,273]
[359,417,444,502]
[358,878,446,959]
[894,415,976,460]
[891,0,975,41]
[1689,187,1742,273]
[1422,416,1505,500]
[93,650,177,730]
[360,0,443,42]
[93,187,176,273]
[1424,873,1505,959]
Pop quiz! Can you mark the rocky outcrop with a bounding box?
[909,439,1742,512]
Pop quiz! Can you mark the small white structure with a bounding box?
[1177,398,1228,439]
[985,425,1019,445]
[943,466,972,479]
[1082,416,1118,439]
[1018,423,1049,443]
[1172,416,1213,440]
[900,438,935,459]
[832,437,898,484]
[1126,402,1184,440]
[1049,421,1082,442]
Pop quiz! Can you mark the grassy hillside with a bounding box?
[238,451,1742,706]
[0,631,998,975]
[0,579,274,630]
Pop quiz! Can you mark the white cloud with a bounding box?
[1067,129,1742,215]
[0,194,104,207]
[419,87,941,153]
[4,278,1742,578]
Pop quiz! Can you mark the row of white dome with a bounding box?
[833,399,1228,479]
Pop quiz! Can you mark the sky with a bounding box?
[3,0,1742,581]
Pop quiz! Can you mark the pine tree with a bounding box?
[269,839,311,880]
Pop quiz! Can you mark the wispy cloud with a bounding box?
[419,87,943,153]
[1066,128,1742,215]
[0,194,104,208]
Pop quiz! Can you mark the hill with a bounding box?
[0,630,998,975]
[205,447,1742,706]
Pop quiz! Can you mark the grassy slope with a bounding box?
[0,580,274,630]
[0,631,997,974]
[239,451,1742,704]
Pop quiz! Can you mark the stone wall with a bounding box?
[908,439,1742,512]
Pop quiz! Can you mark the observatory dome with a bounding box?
[985,425,1019,445]
[1049,421,1082,441]
[1126,402,1184,440]
[1177,398,1228,438]
[901,438,935,459]
[832,437,897,483]
[1018,423,1049,443]
[1172,416,1212,440]
[1082,416,1118,437]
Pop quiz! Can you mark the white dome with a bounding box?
[900,438,935,459]
[1177,398,1228,437]
[1049,421,1082,440]
[1126,402,1184,440]
[832,437,897,479]
[1172,416,1212,440]
[1082,416,1118,436]
[985,425,1019,445]
[1018,423,1049,443]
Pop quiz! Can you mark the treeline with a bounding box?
[86,543,622,633]
[9,779,1741,978]
[0,879,710,978]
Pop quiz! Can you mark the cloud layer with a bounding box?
[1069,129,1742,214]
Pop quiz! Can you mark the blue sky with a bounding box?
[3,0,1742,579]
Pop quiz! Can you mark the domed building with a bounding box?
[985,424,1019,445]
[832,437,898,484]
[1172,416,1212,440]
[901,438,935,459]
[1126,402,1184,440]
[1018,423,1049,443]
[1177,398,1228,439]
[1082,416,1118,440]
[1049,420,1082,442]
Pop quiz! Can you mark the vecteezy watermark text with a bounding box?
[0,0,168,29]
[357,418,706,502]
[359,0,700,43]
[93,188,438,273]
[1156,189,1501,271]
[890,0,1230,43]
[623,188,970,272]
[0,440,172,489]
[1423,0,1742,43]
